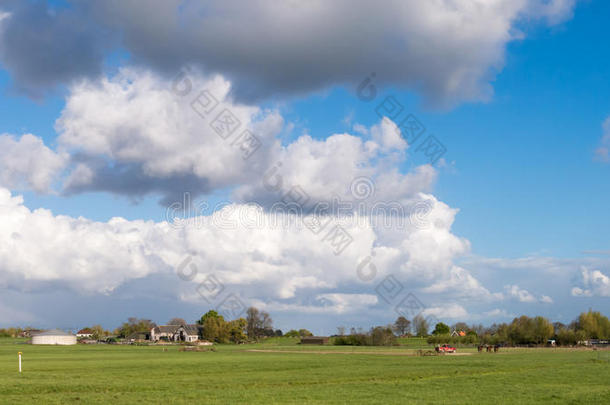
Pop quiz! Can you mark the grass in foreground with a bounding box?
[0,338,608,404]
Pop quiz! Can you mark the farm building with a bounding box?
[590,339,610,347]
[151,324,202,342]
[301,336,329,345]
[31,329,77,345]
[176,325,201,342]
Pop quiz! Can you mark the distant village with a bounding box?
[1,308,609,349]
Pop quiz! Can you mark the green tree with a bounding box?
[432,322,450,335]
[116,318,156,338]
[506,315,553,345]
[298,329,313,337]
[203,316,229,343]
[370,326,396,346]
[576,310,610,339]
[198,310,229,343]
[90,325,108,340]
[532,316,554,344]
[227,318,247,343]
[197,310,221,325]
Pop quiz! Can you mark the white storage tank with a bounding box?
[31,329,77,345]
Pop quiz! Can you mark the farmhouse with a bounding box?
[31,329,77,345]
[151,324,202,342]
[76,328,94,338]
[150,325,180,341]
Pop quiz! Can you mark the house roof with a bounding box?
[33,329,74,337]
[154,325,180,334]
[181,325,201,336]
[77,328,93,334]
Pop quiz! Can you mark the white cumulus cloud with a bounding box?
[571,267,610,297]
[0,133,67,193]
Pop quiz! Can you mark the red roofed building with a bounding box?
[76,328,94,338]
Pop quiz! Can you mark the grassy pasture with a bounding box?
[0,338,608,404]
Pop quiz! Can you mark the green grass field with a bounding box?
[0,338,608,404]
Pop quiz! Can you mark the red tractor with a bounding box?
[435,344,456,354]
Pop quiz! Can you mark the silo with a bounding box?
[31,329,77,345]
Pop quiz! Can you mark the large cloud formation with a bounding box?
[50,68,437,206]
[0,0,577,105]
[0,186,492,315]
[1,67,596,326]
[0,61,486,314]
[2,1,600,328]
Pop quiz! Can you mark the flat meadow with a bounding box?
[0,337,608,404]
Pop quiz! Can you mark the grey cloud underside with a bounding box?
[0,0,576,104]
[63,160,211,206]
[0,1,104,97]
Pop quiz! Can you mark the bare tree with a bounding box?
[246,307,260,339]
[393,316,411,336]
[413,315,428,337]
[452,322,469,332]
[261,311,273,330]
[337,326,346,336]
[246,307,273,339]
[168,318,187,325]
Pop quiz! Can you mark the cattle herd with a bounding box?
[478,345,500,353]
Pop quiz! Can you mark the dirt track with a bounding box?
[246,349,472,356]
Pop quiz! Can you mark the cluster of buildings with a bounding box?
[26,323,208,345]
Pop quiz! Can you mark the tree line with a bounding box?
[425,310,610,346]
[331,310,610,347]
[2,309,607,347]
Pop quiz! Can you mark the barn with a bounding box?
[31,329,77,345]
[301,336,330,345]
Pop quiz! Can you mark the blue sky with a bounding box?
[0,0,608,333]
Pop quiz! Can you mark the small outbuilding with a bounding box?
[31,329,77,345]
[301,336,329,345]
